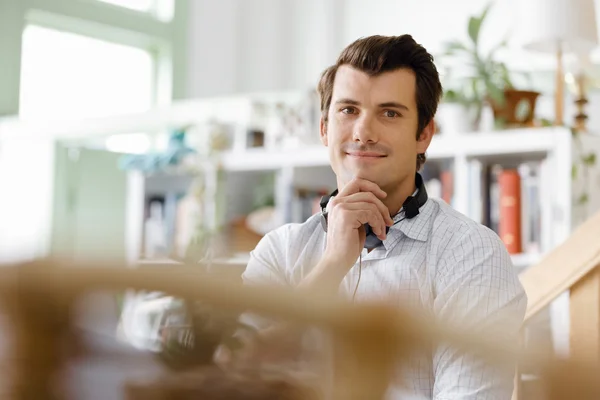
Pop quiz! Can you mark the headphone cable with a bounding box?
[352,253,362,301]
[351,215,407,302]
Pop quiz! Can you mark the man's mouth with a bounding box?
[346,151,387,158]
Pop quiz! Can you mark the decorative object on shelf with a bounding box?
[516,0,598,127]
[490,89,540,128]
[294,88,321,146]
[436,89,479,134]
[246,129,265,148]
[118,124,230,264]
[439,2,540,129]
[265,102,301,150]
[119,127,198,175]
[571,65,591,132]
[188,120,235,155]
[263,91,320,150]
[145,199,169,259]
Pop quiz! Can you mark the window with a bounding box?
[95,0,174,21]
[19,25,155,121]
[96,0,155,12]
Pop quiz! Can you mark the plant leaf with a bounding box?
[571,127,580,137]
[442,40,471,56]
[572,164,578,179]
[468,3,492,44]
[583,153,597,166]
[486,82,505,106]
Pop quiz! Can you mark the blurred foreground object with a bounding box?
[0,258,598,399]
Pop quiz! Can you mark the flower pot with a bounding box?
[436,103,478,135]
[490,89,540,127]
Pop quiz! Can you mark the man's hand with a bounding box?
[296,178,393,295]
[323,178,393,268]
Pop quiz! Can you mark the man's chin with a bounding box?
[341,167,383,185]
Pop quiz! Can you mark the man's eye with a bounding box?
[341,107,356,114]
[384,110,400,118]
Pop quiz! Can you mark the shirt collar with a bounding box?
[386,198,434,243]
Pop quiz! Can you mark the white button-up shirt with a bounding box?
[242,197,527,399]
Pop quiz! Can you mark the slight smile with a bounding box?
[346,151,387,159]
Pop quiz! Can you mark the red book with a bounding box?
[498,169,522,254]
[440,170,453,205]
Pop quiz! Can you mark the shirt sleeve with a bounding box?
[242,226,290,286]
[432,225,527,400]
[238,226,290,331]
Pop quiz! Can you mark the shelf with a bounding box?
[511,252,542,269]
[460,127,564,157]
[218,127,570,172]
[220,146,329,171]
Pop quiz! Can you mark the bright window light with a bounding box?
[19,25,154,121]
[96,0,154,12]
[105,133,151,154]
[95,0,174,21]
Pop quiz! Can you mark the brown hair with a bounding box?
[317,34,442,170]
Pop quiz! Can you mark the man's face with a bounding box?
[320,65,434,191]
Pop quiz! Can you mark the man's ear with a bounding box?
[416,119,435,155]
[320,117,328,146]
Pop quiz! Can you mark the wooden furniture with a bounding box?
[515,208,600,399]
[0,256,599,399]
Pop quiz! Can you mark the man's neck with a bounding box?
[381,176,417,217]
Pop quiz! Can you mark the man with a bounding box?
[239,34,527,399]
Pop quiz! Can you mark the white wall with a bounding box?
[236,0,291,93]
[339,0,584,74]
[183,0,532,97]
[287,0,345,91]
[185,0,345,97]
[185,0,600,95]
[341,0,500,54]
[186,0,239,98]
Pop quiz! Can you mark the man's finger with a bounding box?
[336,202,387,237]
[338,177,387,199]
[337,192,394,226]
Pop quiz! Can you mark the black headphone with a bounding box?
[319,172,428,249]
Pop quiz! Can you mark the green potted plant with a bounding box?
[436,88,480,134]
[439,2,540,129]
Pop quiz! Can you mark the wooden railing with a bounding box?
[0,257,596,399]
[2,205,600,399]
[514,209,600,398]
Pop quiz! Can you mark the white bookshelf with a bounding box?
[1,95,599,267]
[216,127,600,267]
[218,127,564,171]
[2,96,600,356]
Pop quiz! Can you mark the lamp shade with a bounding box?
[517,0,599,54]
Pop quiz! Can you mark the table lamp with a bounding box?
[516,0,599,126]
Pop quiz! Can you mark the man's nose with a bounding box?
[352,114,378,143]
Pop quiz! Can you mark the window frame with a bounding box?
[18,0,187,109]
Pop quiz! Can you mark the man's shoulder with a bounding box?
[429,199,523,295]
[261,213,323,247]
[429,198,506,251]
